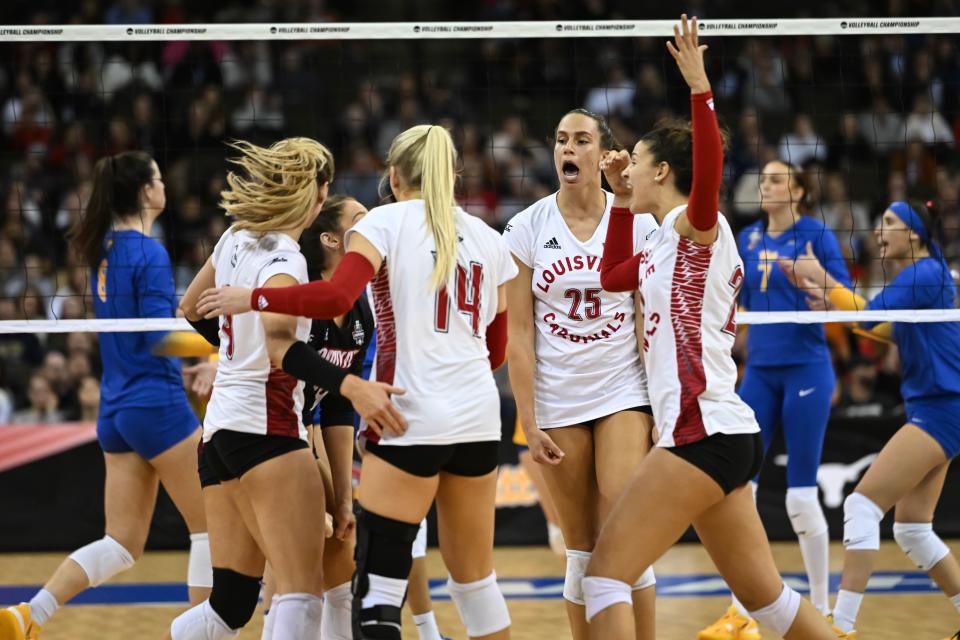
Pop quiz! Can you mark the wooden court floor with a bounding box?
[1,542,957,639]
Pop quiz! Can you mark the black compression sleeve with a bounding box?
[281,340,349,394]
[187,316,220,347]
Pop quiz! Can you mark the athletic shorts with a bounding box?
[364,440,499,478]
[666,432,765,495]
[906,396,960,460]
[515,406,653,450]
[98,399,199,460]
[203,429,308,483]
[197,440,219,488]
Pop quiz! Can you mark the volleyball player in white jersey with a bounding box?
[171,138,403,640]
[504,109,658,640]
[197,124,516,640]
[580,17,836,640]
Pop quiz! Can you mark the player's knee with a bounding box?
[208,568,261,629]
[582,576,632,623]
[448,572,511,637]
[785,487,828,539]
[68,535,136,587]
[563,549,591,604]
[170,600,238,640]
[352,508,420,640]
[188,533,213,589]
[747,584,801,638]
[842,492,884,551]
[893,522,950,571]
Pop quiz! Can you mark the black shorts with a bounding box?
[581,405,652,429]
[197,440,219,488]
[364,440,499,478]
[666,432,764,495]
[203,430,309,483]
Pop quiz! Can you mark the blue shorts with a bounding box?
[98,399,200,460]
[905,397,960,460]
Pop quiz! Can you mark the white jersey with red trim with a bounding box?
[503,192,658,429]
[638,205,758,447]
[203,226,312,443]
[344,199,518,446]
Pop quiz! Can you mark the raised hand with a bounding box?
[600,149,632,209]
[666,14,711,94]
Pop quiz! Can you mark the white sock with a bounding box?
[28,589,58,626]
[413,610,442,640]
[951,591,960,614]
[798,529,830,614]
[272,593,323,640]
[833,589,863,632]
[731,593,752,619]
[320,582,352,640]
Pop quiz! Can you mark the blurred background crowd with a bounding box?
[0,0,958,424]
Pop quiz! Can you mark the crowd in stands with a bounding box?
[1,0,958,423]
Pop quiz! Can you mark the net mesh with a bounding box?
[0,18,958,422]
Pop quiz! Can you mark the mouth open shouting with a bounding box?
[561,160,581,184]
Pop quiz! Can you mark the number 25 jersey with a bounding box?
[504,192,658,429]
[344,200,519,446]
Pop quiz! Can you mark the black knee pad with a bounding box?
[209,567,262,630]
[352,508,420,639]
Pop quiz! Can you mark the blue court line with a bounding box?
[0,572,941,606]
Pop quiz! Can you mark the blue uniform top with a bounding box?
[738,216,852,366]
[92,230,186,412]
[863,257,960,402]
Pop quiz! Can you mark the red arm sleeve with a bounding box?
[599,206,641,292]
[687,91,723,232]
[486,310,508,370]
[250,251,375,319]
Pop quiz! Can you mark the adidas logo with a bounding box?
[543,237,562,249]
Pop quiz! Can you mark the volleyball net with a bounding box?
[1,17,959,338]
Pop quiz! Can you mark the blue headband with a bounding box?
[889,201,929,244]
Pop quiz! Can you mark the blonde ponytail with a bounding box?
[221,137,334,233]
[386,124,458,290]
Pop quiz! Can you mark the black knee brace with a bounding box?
[208,567,262,630]
[352,508,420,639]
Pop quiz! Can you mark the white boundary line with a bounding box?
[0,18,958,43]
[1,309,958,333]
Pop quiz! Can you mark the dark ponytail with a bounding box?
[640,117,731,197]
[300,194,354,281]
[910,198,940,249]
[69,151,154,269]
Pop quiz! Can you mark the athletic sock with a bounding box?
[833,589,863,632]
[28,589,58,626]
[413,610,442,640]
[950,591,960,615]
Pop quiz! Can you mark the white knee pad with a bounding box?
[893,522,950,571]
[748,584,801,638]
[842,492,884,551]
[632,566,656,591]
[68,535,135,587]
[188,533,213,588]
[582,576,632,623]
[563,549,591,604]
[171,600,238,640]
[411,518,428,560]
[786,487,828,539]
[447,572,510,637]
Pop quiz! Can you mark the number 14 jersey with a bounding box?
[504,192,658,429]
[345,200,518,446]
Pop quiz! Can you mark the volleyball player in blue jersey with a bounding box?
[0,152,211,640]
[700,160,850,639]
[783,199,960,639]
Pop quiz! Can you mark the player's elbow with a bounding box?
[599,270,629,293]
[265,333,296,368]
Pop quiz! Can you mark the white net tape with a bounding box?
[1,308,958,334]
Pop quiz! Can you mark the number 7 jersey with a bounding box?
[638,205,758,447]
[344,200,519,446]
[504,192,658,429]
